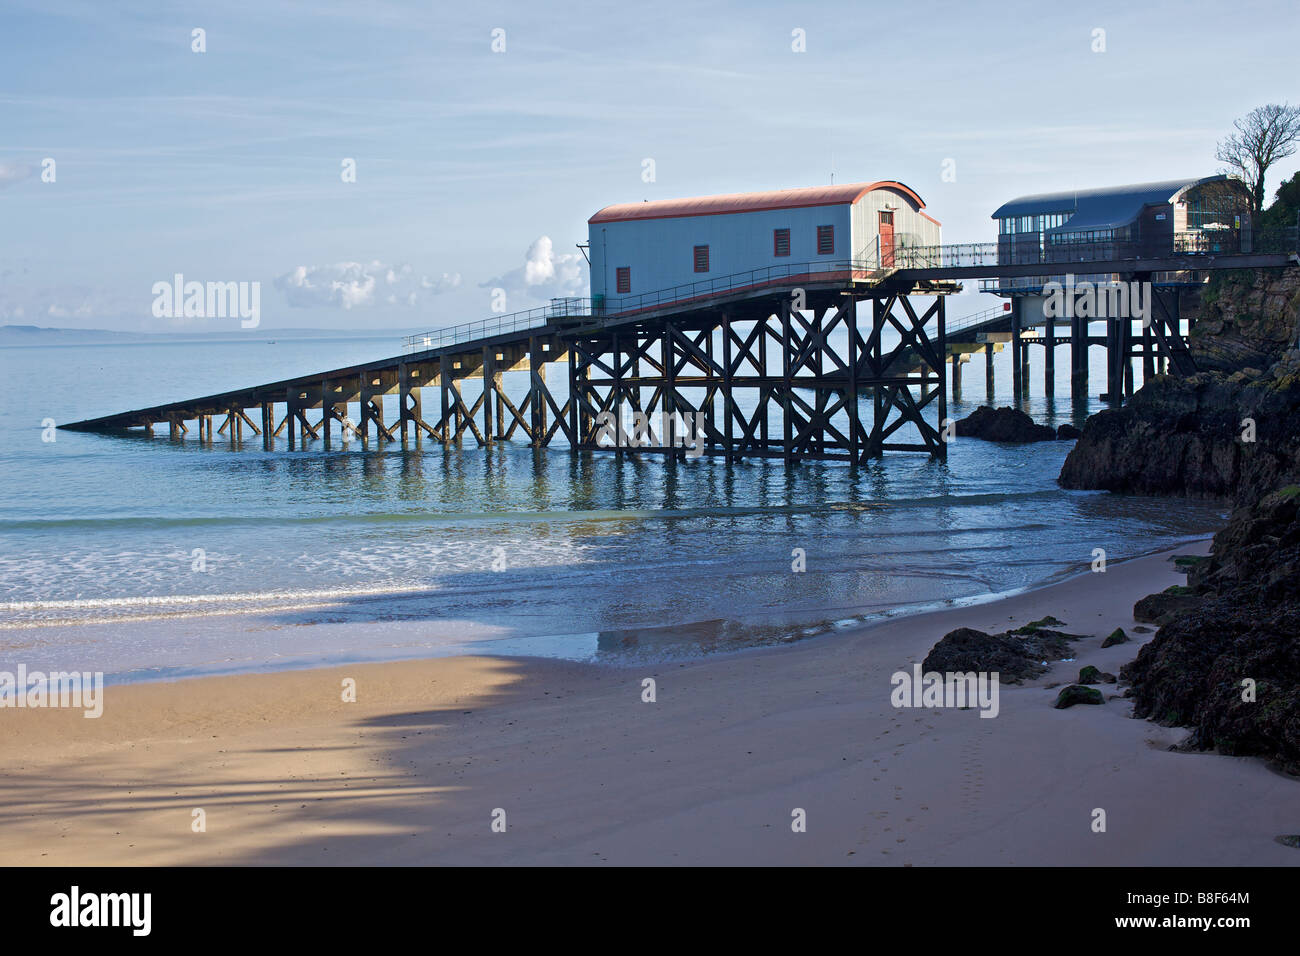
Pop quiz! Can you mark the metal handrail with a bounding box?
[402,225,1298,353]
[402,254,889,352]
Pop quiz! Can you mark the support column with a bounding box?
[985,343,995,401]
[951,353,962,400]
[936,294,947,460]
[567,341,580,450]
[1010,297,1023,404]
[320,380,332,442]
[528,337,545,447]
[1044,315,1056,398]
[285,388,297,446]
[845,300,858,465]
[722,317,735,462]
[1071,314,1088,400]
[440,357,453,445]
[780,302,793,463]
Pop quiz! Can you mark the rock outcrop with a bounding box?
[1058,265,1300,774]
[1058,267,1300,506]
[922,621,1081,683]
[1122,487,1300,773]
[954,406,1057,443]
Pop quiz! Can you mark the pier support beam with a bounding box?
[1010,298,1023,404]
[1044,318,1056,398]
[1071,315,1088,400]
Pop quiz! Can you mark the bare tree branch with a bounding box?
[1216,103,1300,214]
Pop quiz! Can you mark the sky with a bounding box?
[1,0,1297,333]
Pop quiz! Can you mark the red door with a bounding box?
[878,211,895,267]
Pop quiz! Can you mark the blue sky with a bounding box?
[1,0,1297,332]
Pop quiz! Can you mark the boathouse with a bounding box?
[586,181,941,307]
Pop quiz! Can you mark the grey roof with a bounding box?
[991,176,1232,231]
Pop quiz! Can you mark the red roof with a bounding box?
[588,181,929,224]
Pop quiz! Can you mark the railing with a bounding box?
[403,226,1299,353]
[403,255,888,352]
[403,297,594,352]
[893,242,999,269]
[947,303,1011,336]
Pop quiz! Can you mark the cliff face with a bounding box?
[1059,267,1300,507]
[1190,268,1300,373]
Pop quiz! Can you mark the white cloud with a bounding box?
[0,163,34,188]
[482,236,588,300]
[275,260,460,310]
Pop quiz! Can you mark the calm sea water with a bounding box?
[0,328,1226,682]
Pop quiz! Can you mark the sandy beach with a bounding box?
[2,537,1296,866]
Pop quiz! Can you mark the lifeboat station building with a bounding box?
[586,181,941,308]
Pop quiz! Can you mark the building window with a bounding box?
[879,211,894,225]
[773,228,790,257]
[817,225,834,255]
[693,245,710,273]
[616,267,630,294]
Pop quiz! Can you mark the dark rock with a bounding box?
[954,406,1057,443]
[1054,685,1105,708]
[922,625,1080,684]
[1133,590,1201,624]
[1121,596,1300,774]
[1078,665,1117,685]
[1056,424,1082,440]
[1013,615,1065,633]
[1189,487,1300,604]
[1101,627,1129,648]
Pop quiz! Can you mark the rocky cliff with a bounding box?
[1059,265,1300,774]
[1059,267,1300,506]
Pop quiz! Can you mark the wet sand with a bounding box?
[2,538,1296,866]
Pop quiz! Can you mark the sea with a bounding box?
[0,326,1227,683]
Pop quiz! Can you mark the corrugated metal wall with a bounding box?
[589,204,854,300]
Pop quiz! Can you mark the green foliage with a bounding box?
[1260,171,1300,232]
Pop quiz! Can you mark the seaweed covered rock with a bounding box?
[1121,598,1300,774]
[1101,627,1129,648]
[1054,685,1105,708]
[954,406,1057,443]
[1133,588,1202,624]
[922,624,1079,684]
[1189,486,1300,603]
[1078,665,1116,685]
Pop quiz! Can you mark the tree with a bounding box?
[1215,103,1300,215]
[1259,170,1300,232]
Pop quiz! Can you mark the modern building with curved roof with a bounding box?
[992,174,1253,269]
[587,181,940,307]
